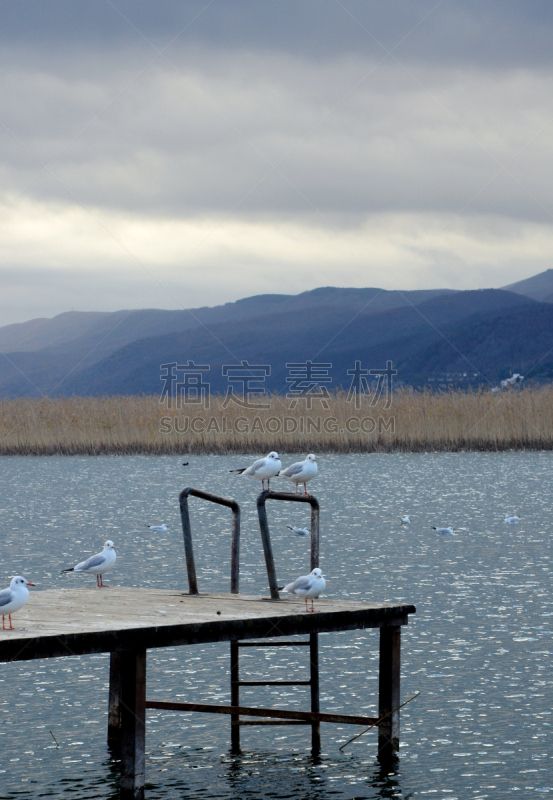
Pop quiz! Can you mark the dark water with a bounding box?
[0,452,551,799]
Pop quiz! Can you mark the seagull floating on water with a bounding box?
[287,525,310,536]
[278,454,318,496]
[401,515,411,525]
[504,514,520,523]
[0,576,34,630]
[432,526,453,534]
[61,540,116,588]
[147,524,168,532]
[279,568,326,612]
[230,451,281,491]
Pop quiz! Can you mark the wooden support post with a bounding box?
[378,626,400,763]
[108,651,122,750]
[310,632,321,756]
[119,649,146,800]
[230,640,240,753]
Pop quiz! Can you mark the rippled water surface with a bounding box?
[0,452,551,799]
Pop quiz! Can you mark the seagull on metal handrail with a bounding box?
[230,451,281,491]
[278,454,318,496]
[61,540,116,588]
[0,576,34,630]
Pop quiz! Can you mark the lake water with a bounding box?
[0,452,551,799]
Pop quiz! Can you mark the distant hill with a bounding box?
[0,280,551,397]
[0,287,454,397]
[58,289,536,397]
[502,268,553,302]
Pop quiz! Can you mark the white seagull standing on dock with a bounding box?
[279,568,326,612]
[287,525,310,536]
[278,454,318,495]
[0,576,34,630]
[147,524,168,532]
[401,515,411,525]
[230,451,281,491]
[432,526,453,534]
[504,514,520,523]
[61,540,116,588]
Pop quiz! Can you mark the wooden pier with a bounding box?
[0,587,415,800]
[0,487,416,798]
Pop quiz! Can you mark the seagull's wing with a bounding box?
[284,575,312,593]
[75,553,106,572]
[248,457,269,475]
[0,589,13,607]
[281,462,304,478]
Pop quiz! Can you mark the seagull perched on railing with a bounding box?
[61,540,116,588]
[230,451,281,491]
[279,568,326,612]
[0,576,34,630]
[278,454,318,496]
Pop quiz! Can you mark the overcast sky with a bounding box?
[2,1,553,324]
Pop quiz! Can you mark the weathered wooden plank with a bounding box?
[145,700,379,726]
[107,651,122,749]
[0,589,415,663]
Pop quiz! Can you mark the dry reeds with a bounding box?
[0,388,551,455]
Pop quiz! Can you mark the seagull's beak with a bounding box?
[26,582,35,587]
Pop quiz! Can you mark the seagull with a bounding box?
[61,540,116,588]
[278,454,318,495]
[504,514,520,523]
[279,568,326,612]
[0,576,34,630]
[401,515,411,525]
[287,525,310,536]
[230,451,281,491]
[432,526,453,534]
[147,524,168,532]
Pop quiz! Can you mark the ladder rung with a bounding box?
[237,641,310,647]
[239,720,311,726]
[237,680,311,686]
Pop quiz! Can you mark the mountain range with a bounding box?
[1,269,553,397]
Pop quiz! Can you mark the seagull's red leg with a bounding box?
[8,615,15,630]
[304,597,308,612]
[2,615,5,630]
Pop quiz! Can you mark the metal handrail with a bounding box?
[179,487,241,595]
[256,490,320,599]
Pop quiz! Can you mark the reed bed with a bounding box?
[0,388,552,455]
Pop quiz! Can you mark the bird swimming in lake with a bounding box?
[0,576,34,630]
[147,524,168,532]
[401,515,411,525]
[279,568,326,612]
[61,540,116,588]
[287,525,310,536]
[432,526,453,534]
[504,514,520,523]
[278,454,318,496]
[230,451,281,491]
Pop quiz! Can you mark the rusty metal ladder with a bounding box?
[230,490,321,753]
[178,486,322,754]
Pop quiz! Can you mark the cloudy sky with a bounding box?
[2,0,553,324]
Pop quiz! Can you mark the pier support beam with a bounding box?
[108,651,122,750]
[378,626,400,763]
[309,632,321,756]
[119,649,146,800]
[230,640,240,753]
